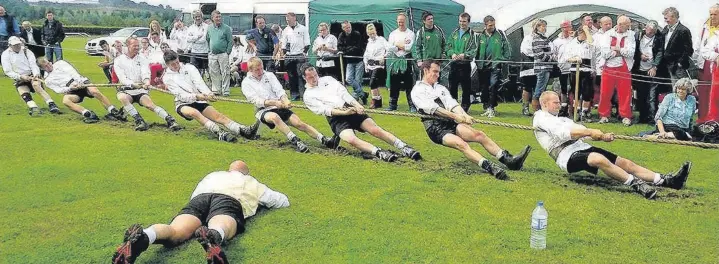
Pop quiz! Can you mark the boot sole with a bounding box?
[112,224,143,264]
[671,162,692,190]
[194,227,228,264]
[508,146,532,170]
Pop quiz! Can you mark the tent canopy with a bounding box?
[308,0,465,40]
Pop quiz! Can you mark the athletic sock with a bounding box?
[494,149,505,159]
[153,107,169,119]
[210,227,225,241]
[82,109,90,117]
[653,173,664,185]
[286,131,297,141]
[45,98,54,104]
[624,174,636,185]
[373,95,382,100]
[226,121,242,134]
[316,133,325,142]
[107,105,116,113]
[124,105,139,117]
[371,147,379,155]
[27,101,38,108]
[143,227,157,244]
[561,103,567,107]
[393,139,407,149]
[204,121,222,133]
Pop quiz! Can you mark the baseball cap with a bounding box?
[8,36,22,46]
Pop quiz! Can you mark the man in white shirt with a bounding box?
[38,58,125,123]
[281,12,311,101]
[241,57,338,153]
[169,20,189,56]
[597,16,636,126]
[112,160,289,264]
[1,36,58,116]
[552,20,573,117]
[533,91,692,200]
[114,37,181,131]
[386,12,416,111]
[163,50,259,142]
[302,64,421,162]
[411,60,531,180]
[187,10,209,76]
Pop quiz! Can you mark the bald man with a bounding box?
[112,160,289,264]
[598,16,635,126]
[533,91,691,200]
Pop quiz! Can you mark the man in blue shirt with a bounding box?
[0,5,20,56]
[246,15,278,70]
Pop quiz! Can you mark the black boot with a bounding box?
[48,102,61,114]
[239,121,260,139]
[374,98,382,109]
[111,224,150,264]
[165,116,182,131]
[630,178,657,200]
[481,159,508,180]
[134,115,149,131]
[498,146,532,170]
[291,137,310,153]
[82,110,100,124]
[385,98,398,111]
[321,135,340,149]
[660,161,692,190]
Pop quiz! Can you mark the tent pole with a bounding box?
[340,52,346,86]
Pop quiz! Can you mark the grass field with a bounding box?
[0,37,718,263]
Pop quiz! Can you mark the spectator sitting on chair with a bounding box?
[97,40,114,83]
[230,36,255,86]
[645,78,697,141]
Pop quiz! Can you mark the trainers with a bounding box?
[83,111,100,124]
[111,224,149,264]
[375,149,398,162]
[48,102,61,114]
[321,135,340,149]
[499,146,532,170]
[580,110,593,123]
[108,108,128,122]
[598,117,610,124]
[622,118,632,126]
[166,116,182,131]
[28,107,40,116]
[522,106,531,116]
[194,226,229,264]
[401,146,422,161]
[661,161,692,190]
[291,137,310,153]
[134,118,149,131]
[630,179,657,200]
[481,160,508,180]
[218,131,237,143]
[481,108,496,118]
[239,121,260,139]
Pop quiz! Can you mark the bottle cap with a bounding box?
[537,201,544,206]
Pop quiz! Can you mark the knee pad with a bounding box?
[20,92,33,102]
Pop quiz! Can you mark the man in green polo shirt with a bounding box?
[475,15,510,118]
[446,12,477,112]
[206,10,233,96]
[413,11,446,85]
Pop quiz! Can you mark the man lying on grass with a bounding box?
[241,57,339,152]
[302,64,421,162]
[112,160,289,264]
[163,50,259,142]
[37,57,126,123]
[411,60,531,180]
[533,91,692,199]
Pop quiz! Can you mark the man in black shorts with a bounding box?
[533,91,692,199]
[38,57,125,123]
[241,57,338,152]
[1,36,59,116]
[302,64,421,162]
[112,160,289,264]
[411,60,531,180]
[163,50,259,142]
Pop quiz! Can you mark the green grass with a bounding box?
[0,37,718,263]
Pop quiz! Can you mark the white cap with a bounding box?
[8,36,22,46]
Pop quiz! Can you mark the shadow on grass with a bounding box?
[566,173,703,201]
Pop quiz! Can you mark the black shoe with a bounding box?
[194,226,229,264]
[522,106,531,116]
[321,135,340,149]
[165,116,182,131]
[28,107,40,116]
[111,224,149,264]
[661,161,692,190]
[83,111,100,124]
[376,149,398,162]
[481,160,508,180]
[401,146,422,161]
[385,104,398,111]
[291,137,310,153]
[630,179,657,200]
[239,121,260,139]
[499,146,532,170]
[48,102,60,114]
[580,110,593,123]
[218,131,237,143]
[107,108,128,122]
[361,93,369,105]
[134,118,149,131]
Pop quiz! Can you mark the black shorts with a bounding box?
[119,92,149,106]
[422,119,458,144]
[177,102,211,120]
[521,75,537,93]
[260,108,293,129]
[67,88,95,103]
[14,80,35,93]
[566,147,619,174]
[327,114,370,135]
[175,193,246,231]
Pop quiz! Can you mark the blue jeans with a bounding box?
[533,71,551,99]
[345,61,366,99]
[45,43,63,62]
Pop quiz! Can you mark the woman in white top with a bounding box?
[363,23,389,109]
[312,22,338,78]
[230,36,257,85]
[149,20,168,46]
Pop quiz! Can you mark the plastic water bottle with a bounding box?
[530,201,548,249]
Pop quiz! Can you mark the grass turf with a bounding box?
[0,37,717,263]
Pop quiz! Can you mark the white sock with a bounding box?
[124,105,139,116]
[45,98,54,104]
[143,227,157,244]
[624,174,635,185]
[107,105,116,113]
[316,133,325,142]
[204,121,221,133]
[371,147,379,155]
[210,227,225,241]
[478,158,488,167]
[286,131,297,140]
[27,101,38,108]
[393,139,406,149]
[561,103,567,107]
[226,121,242,134]
[653,173,664,185]
[153,107,169,119]
[494,149,505,159]
[81,109,90,116]
[373,95,382,100]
